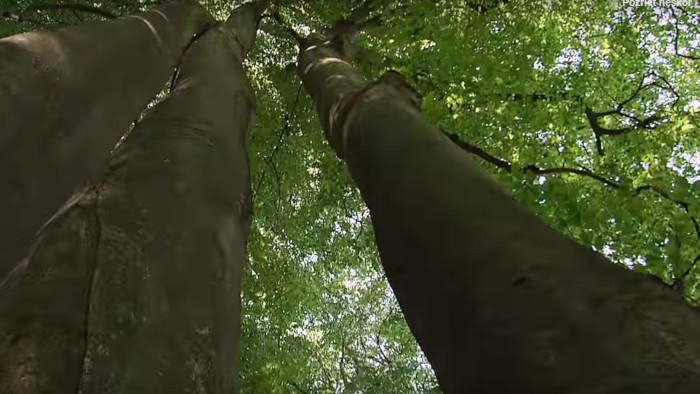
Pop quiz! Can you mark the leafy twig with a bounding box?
[253,83,303,199]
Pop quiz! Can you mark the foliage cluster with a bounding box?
[1,0,698,391]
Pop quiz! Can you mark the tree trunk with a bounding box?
[0,1,266,392]
[298,38,700,393]
[0,0,213,278]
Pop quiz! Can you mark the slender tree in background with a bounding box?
[0,0,266,392]
[0,0,212,278]
[296,19,700,394]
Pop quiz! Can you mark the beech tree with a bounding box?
[296,19,700,393]
[0,0,213,277]
[0,0,266,391]
[0,0,699,392]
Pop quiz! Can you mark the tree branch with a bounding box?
[442,129,619,187]
[267,11,304,42]
[583,72,677,154]
[445,129,698,214]
[671,7,700,60]
[338,335,349,387]
[444,129,700,284]
[673,253,700,290]
[374,333,392,367]
[286,381,311,394]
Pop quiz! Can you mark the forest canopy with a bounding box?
[1,0,699,392]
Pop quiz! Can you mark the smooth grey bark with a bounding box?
[0,1,266,392]
[0,0,213,279]
[298,37,700,393]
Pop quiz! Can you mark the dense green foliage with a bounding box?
[1,0,698,392]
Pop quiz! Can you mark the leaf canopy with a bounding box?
[1,0,699,391]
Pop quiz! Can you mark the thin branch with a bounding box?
[286,381,311,394]
[253,83,303,199]
[353,215,366,241]
[339,335,349,387]
[442,129,619,187]
[458,75,676,157]
[616,74,650,110]
[374,333,392,367]
[269,155,283,226]
[269,11,303,42]
[583,72,677,154]
[672,254,700,289]
[585,107,659,143]
[652,72,681,107]
[444,129,700,281]
[444,129,699,214]
[500,92,582,103]
[671,7,700,60]
[633,185,689,211]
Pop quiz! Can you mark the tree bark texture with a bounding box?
[0,0,213,278]
[0,1,265,392]
[298,38,700,394]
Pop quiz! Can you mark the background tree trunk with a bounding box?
[0,1,266,392]
[0,0,213,278]
[298,38,700,394]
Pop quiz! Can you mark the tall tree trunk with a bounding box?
[297,37,700,393]
[0,0,213,278]
[0,1,266,392]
